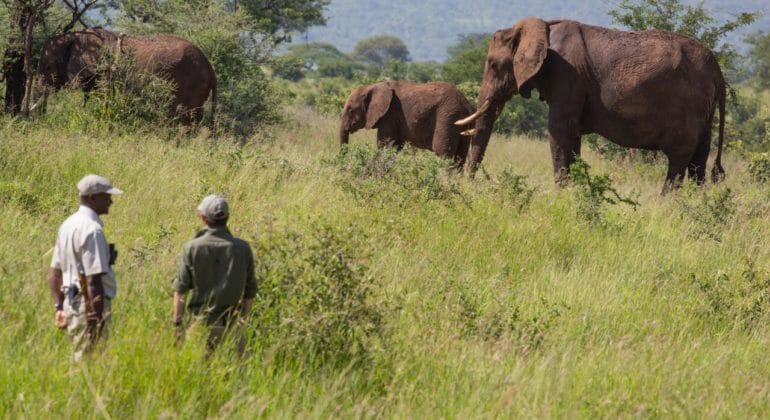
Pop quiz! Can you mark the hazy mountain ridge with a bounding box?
[300,0,770,62]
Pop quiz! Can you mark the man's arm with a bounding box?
[173,291,186,325]
[48,267,64,307]
[85,273,106,339]
[48,267,66,329]
[86,274,105,320]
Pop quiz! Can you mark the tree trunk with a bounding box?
[20,5,39,117]
[2,4,28,115]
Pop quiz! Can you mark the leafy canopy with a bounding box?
[441,34,488,85]
[608,0,760,72]
[746,31,770,88]
[352,35,410,69]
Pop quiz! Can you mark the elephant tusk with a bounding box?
[455,100,490,126]
[460,128,477,136]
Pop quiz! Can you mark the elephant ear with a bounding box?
[510,17,549,92]
[364,85,393,129]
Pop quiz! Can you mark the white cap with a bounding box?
[77,174,123,196]
[197,194,229,221]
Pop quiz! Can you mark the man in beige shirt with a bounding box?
[49,174,122,360]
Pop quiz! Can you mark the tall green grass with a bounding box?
[1,108,770,418]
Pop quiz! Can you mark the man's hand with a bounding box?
[55,310,67,329]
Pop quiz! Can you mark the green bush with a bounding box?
[747,152,770,182]
[678,186,737,241]
[253,222,386,367]
[494,95,549,137]
[89,53,175,130]
[326,144,466,209]
[570,158,639,225]
[491,168,536,212]
[690,259,770,330]
[456,288,568,354]
[727,92,770,152]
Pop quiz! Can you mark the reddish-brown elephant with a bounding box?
[340,81,475,170]
[34,28,216,125]
[458,17,726,192]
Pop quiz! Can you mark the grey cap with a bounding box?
[77,174,123,196]
[197,194,229,221]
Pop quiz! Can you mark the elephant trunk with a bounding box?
[467,112,496,175]
[339,125,350,145]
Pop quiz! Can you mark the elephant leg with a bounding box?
[376,124,401,149]
[663,155,689,194]
[453,135,470,172]
[687,128,712,185]
[548,114,581,186]
[431,127,465,170]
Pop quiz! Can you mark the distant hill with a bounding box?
[298,0,770,62]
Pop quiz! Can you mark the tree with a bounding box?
[441,34,487,85]
[233,0,330,44]
[274,42,358,80]
[746,31,770,88]
[103,0,329,46]
[608,0,760,74]
[1,0,96,115]
[352,35,410,70]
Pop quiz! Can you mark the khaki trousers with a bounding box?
[64,294,112,361]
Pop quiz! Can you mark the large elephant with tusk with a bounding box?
[340,80,476,170]
[458,17,726,192]
[33,27,217,125]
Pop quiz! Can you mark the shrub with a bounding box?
[491,168,536,212]
[494,95,549,137]
[457,290,568,354]
[326,144,466,209]
[690,259,770,330]
[87,53,176,131]
[252,222,386,367]
[747,152,770,183]
[570,158,639,225]
[678,186,737,241]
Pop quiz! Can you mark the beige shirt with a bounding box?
[51,206,117,298]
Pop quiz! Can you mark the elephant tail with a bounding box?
[209,76,217,130]
[711,81,726,184]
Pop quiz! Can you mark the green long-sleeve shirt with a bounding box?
[173,226,257,324]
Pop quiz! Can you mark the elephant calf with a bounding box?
[340,81,475,170]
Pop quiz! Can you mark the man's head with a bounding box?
[197,194,229,226]
[77,174,122,215]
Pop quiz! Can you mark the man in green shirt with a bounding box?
[172,194,257,352]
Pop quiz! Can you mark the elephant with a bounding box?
[457,17,726,191]
[340,80,475,169]
[34,27,216,125]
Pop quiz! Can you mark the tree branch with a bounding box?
[59,0,97,33]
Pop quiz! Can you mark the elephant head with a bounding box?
[32,29,117,110]
[457,17,549,173]
[339,83,394,144]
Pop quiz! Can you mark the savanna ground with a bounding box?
[2,99,770,418]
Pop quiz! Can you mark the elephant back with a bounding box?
[121,35,207,74]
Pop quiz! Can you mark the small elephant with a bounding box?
[458,17,726,192]
[35,28,216,125]
[340,81,475,169]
